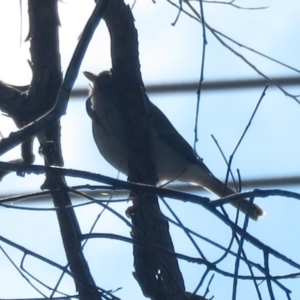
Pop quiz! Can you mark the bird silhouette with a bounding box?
[84,70,264,221]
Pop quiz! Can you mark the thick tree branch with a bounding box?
[102,1,186,299]
[25,1,102,299]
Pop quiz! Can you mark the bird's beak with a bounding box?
[83,71,97,82]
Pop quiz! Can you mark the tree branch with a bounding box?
[102,1,186,298]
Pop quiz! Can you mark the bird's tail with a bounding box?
[180,164,265,221]
[215,180,264,221]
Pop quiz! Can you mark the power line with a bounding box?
[72,75,300,98]
[1,175,299,200]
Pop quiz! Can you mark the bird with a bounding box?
[84,70,264,221]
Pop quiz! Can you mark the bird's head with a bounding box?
[84,70,115,116]
[83,70,112,90]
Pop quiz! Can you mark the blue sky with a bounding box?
[0,1,299,299]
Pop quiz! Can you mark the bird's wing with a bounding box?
[148,100,208,168]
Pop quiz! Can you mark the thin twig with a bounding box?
[193,0,208,153]
[1,162,300,272]
[166,0,300,104]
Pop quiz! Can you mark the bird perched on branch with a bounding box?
[84,70,264,221]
